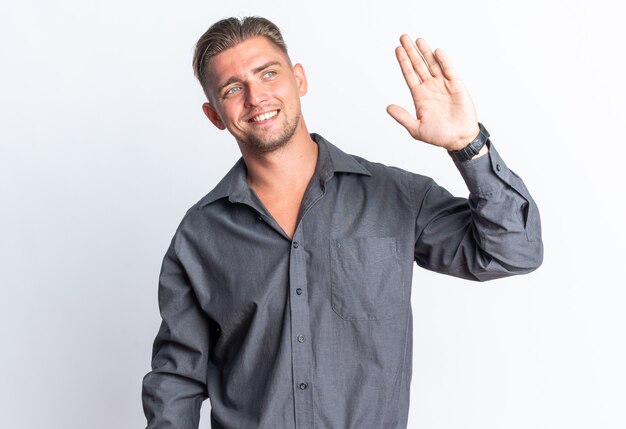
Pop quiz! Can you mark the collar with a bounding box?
[198,133,371,208]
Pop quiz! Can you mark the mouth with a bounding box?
[248,110,279,123]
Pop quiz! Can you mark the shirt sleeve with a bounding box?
[142,236,210,428]
[412,141,543,281]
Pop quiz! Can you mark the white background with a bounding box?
[2,1,625,428]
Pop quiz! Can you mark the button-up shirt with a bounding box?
[142,133,542,429]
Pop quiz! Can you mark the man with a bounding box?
[142,16,542,429]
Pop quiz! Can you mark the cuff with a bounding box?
[452,141,514,195]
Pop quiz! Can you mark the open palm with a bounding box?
[387,35,479,151]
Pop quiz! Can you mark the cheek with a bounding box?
[270,78,297,96]
[219,102,242,123]
[274,84,300,106]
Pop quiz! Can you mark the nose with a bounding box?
[244,81,267,107]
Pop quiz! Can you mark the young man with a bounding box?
[142,16,542,429]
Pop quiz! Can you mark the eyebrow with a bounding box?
[253,61,281,74]
[218,61,282,93]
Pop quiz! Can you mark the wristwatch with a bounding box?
[448,123,490,162]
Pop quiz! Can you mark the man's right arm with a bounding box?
[142,238,210,429]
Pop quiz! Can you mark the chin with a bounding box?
[245,135,291,153]
[241,119,300,154]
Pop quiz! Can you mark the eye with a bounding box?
[224,86,241,96]
[263,70,277,79]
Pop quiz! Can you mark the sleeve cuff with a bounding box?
[452,141,514,195]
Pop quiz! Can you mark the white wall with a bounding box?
[1,1,624,428]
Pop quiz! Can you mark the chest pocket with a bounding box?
[329,236,402,321]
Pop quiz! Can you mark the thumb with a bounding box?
[386,104,421,140]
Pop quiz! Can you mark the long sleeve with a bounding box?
[142,237,211,429]
[413,142,543,281]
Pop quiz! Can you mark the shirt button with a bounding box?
[299,382,308,390]
[296,288,303,295]
[293,241,299,249]
[496,164,502,172]
[297,335,306,343]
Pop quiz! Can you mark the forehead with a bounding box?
[206,36,291,83]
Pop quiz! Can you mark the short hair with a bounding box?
[192,16,289,98]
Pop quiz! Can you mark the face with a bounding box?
[202,36,308,154]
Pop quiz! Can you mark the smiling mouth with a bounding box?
[249,110,279,123]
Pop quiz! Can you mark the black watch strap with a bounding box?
[449,123,490,162]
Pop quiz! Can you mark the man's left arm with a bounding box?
[411,138,543,281]
[387,35,542,280]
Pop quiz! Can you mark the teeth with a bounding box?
[251,111,278,122]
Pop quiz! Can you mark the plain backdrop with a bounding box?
[2,1,625,428]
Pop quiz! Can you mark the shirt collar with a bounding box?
[199,133,371,208]
[312,133,371,181]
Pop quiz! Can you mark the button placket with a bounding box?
[288,229,314,428]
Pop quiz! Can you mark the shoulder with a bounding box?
[168,158,245,251]
[347,152,436,197]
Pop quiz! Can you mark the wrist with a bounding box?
[448,123,490,162]
[470,143,489,160]
[447,124,481,151]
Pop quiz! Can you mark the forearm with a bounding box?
[142,366,206,429]
[414,141,542,281]
[453,141,543,279]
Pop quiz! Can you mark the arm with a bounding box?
[142,238,210,428]
[387,35,542,279]
[412,142,543,281]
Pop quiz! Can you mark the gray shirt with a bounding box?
[142,133,542,429]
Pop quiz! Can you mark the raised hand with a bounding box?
[387,35,480,151]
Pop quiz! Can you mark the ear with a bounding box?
[202,102,226,130]
[292,63,308,97]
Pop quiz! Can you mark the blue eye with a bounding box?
[225,86,241,96]
[263,70,277,78]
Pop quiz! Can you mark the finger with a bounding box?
[400,34,432,83]
[434,48,458,80]
[414,38,442,77]
[395,45,421,91]
[386,104,422,140]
